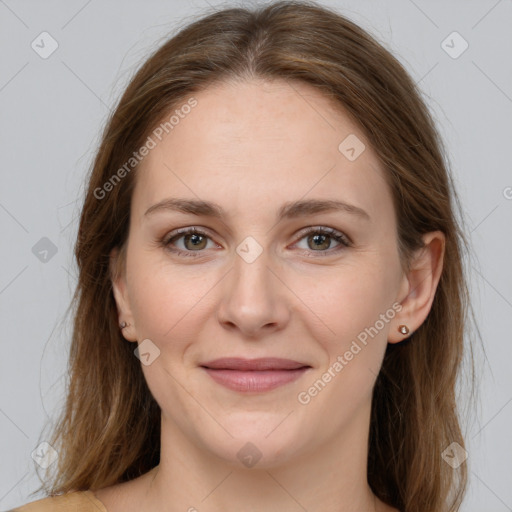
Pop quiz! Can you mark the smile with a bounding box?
[201,367,310,392]
[199,357,312,393]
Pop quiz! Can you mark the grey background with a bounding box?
[0,0,511,510]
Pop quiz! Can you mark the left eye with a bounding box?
[293,227,350,255]
[162,226,350,257]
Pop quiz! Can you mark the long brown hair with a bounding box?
[33,2,476,511]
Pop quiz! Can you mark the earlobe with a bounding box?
[389,231,445,344]
[109,246,138,342]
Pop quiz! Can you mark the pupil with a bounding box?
[311,234,329,250]
[187,234,205,249]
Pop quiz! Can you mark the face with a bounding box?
[111,78,411,468]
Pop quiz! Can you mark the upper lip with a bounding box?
[200,357,310,371]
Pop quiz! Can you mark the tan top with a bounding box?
[9,490,108,512]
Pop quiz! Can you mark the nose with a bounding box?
[216,242,291,339]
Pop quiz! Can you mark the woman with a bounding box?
[11,1,473,511]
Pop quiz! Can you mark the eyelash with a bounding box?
[161,226,351,258]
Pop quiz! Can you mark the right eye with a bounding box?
[161,227,219,257]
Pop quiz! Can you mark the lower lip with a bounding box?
[202,367,309,392]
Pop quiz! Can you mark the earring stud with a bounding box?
[120,321,129,329]
[398,325,409,335]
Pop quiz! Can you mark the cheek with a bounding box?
[126,249,216,344]
[295,259,399,347]
[129,276,173,338]
[295,267,398,415]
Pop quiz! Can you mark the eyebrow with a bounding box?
[144,197,371,222]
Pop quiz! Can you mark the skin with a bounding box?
[97,78,444,512]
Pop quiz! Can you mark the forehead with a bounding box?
[133,78,393,224]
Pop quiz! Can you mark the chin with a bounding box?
[203,420,307,470]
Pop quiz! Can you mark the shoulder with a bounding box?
[6,490,108,512]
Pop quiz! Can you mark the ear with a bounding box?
[110,246,137,342]
[388,231,445,344]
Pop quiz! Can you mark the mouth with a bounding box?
[200,357,311,393]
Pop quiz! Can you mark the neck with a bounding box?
[141,402,380,512]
